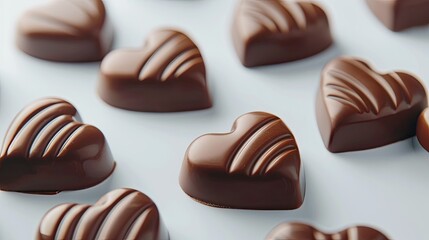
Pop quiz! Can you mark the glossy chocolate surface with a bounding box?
[16,0,114,62]
[37,188,169,240]
[179,112,304,210]
[366,0,429,31]
[98,29,212,112]
[265,222,390,240]
[232,0,332,67]
[417,108,429,152]
[316,57,428,153]
[0,98,115,193]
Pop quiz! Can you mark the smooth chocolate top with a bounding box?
[317,57,427,152]
[0,98,115,193]
[98,29,212,112]
[180,112,304,210]
[16,0,113,61]
[37,188,169,240]
[232,0,332,67]
[366,0,429,31]
[265,222,390,240]
[417,108,429,152]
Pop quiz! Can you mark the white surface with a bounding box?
[0,0,429,239]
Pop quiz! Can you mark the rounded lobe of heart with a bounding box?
[37,188,169,240]
[265,222,390,240]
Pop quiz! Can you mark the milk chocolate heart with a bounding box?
[265,222,390,240]
[0,98,115,193]
[36,188,169,240]
[316,57,428,153]
[232,0,333,67]
[98,29,212,112]
[417,108,429,152]
[366,0,429,31]
[179,112,304,210]
[16,0,114,62]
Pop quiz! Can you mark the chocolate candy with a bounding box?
[265,222,390,240]
[179,112,304,210]
[16,0,114,62]
[417,108,429,152]
[366,0,429,31]
[232,0,332,67]
[98,29,212,112]
[316,57,428,153]
[36,188,169,240]
[0,98,115,193]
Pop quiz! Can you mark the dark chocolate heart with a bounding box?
[316,57,428,153]
[179,112,304,210]
[98,29,212,112]
[0,98,115,193]
[417,108,429,152]
[16,0,114,62]
[266,222,390,240]
[37,188,169,240]
[366,0,429,31]
[232,0,333,67]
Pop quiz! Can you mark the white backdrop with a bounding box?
[0,0,429,239]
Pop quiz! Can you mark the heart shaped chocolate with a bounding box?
[16,0,114,62]
[417,108,429,152]
[366,0,429,31]
[179,112,304,210]
[98,29,212,112]
[265,222,390,240]
[316,57,428,153]
[232,0,333,67]
[0,98,115,193]
[37,188,169,240]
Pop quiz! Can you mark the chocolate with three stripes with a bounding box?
[36,188,169,240]
[16,0,114,62]
[0,98,115,193]
[316,57,428,153]
[231,0,333,67]
[98,29,212,112]
[179,112,304,210]
[366,0,429,31]
[265,222,390,240]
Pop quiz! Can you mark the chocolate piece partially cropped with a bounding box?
[98,29,212,112]
[37,188,169,240]
[417,108,429,152]
[316,57,428,153]
[16,0,114,62]
[265,222,390,240]
[366,0,429,31]
[232,0,332,67]
[0,98,115,193]
[179,112,304,210]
